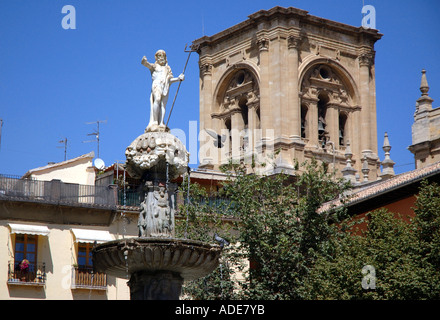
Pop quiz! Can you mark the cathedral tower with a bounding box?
[193,7,382,179]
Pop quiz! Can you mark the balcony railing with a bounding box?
[118,188,141,207]
[185,196,235,215]
[0,175,116,209]
[7,261,46,286]
[116,185,236,215]
[72,266,107,290]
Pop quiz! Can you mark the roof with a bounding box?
[22,151,95,179]
[193,6,382,48]
[319,161,440,214]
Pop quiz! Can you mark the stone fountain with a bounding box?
[92,50,221,300]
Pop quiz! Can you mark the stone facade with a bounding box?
[192,6,382,180]
[409,70,440,169]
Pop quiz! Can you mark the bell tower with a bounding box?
[193,6,382,179]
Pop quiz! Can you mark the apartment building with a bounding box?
[0,153,138,300]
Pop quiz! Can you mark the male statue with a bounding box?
[142,50,184,131]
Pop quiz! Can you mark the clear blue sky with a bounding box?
[1,0,439,176]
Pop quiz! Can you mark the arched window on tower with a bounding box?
[238,96,249,150]
[256,107,261,129]
[214,67,259,163]
[301,104,308,139]
[339,112,348,147]
[239,97,249,129]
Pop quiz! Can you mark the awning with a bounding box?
[8,223,50,236]
[71,228,114,244]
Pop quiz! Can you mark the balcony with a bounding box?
[71,266,107,290]
[118,187,141,207]
[0,175,116,209]
[7,261,46,286]
[186,196,235,215]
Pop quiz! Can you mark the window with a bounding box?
[9,234,45,284]
[339,113,348,146]
[73,242,107,289]
[78,243,93,268]
[238,97,249,128]
[319,66,330,79]
[236,71,245,85]
[14,234,37,269]
[301,104,308,139]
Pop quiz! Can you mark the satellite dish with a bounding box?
[93,158,105,170]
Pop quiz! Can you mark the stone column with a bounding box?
[307,99,319,146]
[231,108,244,162]
[200,60,213,133]
[288,34,301,140]
[257,35,271,141]
[247,100,259,155]
[352,108,362,173]
[369,57,378,156]
[199,61,213,167]
[359,52,372,154]
[326,105,338,148]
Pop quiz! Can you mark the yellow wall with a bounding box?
[29,158,96,186]
[0,217,138,300]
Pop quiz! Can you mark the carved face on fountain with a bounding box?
[155,186,168,207]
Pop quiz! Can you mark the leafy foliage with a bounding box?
[177,157,440,300]
[304,180,440,300]
[178,158,350,299]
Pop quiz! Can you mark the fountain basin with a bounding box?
[92,237,221,281]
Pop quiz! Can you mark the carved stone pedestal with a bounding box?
[128,270,183,300]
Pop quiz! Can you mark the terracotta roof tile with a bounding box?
[319,162,440,213]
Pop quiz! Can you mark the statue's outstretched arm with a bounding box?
[141,56,154,71]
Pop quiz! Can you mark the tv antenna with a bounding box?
[0,119,3,151]
[83,120,107,158]
[57,137,68,161]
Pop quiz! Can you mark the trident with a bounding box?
[165,44,198,127]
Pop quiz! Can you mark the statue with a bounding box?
[142,50,184,132]
[138,182,176,238]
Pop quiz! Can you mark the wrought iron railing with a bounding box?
[7,261,46,285]
[118,188,141,207]
[116,184,236,215]
[72,266,107,289]
[0,176,116,209]
[184,196,235,215]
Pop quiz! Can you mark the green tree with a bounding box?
[178,158,350,300]
[413,180,440,272]
[178,159,440,300]
[304,179,440,300]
